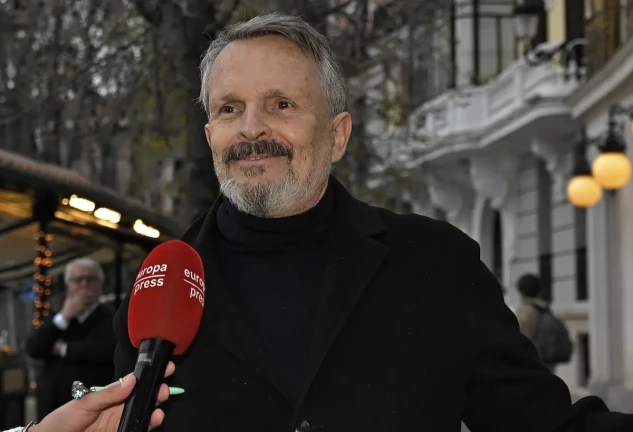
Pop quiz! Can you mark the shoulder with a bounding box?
[180,211,208,245]
[96,303,115,317]
[370,204,479,258]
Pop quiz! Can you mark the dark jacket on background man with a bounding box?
[113,178,633,432]
[26,304,116,420]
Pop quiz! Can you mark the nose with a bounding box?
[239,106,271,141]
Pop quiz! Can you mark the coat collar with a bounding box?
[182,177,389,408]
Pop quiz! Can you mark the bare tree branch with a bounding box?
[217,0,242,29]
[0,27,151,127]
[132,0,162,25]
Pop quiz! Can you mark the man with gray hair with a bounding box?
[26,257,116,421]
[113,13,632,432]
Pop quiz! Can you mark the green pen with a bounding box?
[92,386,185,395]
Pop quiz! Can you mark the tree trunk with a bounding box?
[179,13,220,224]
[183,56,218,223]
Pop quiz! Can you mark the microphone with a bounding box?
[117,239,205,432]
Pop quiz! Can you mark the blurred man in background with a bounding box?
[515,273,573,372]
[26,258,115,421]
[515,274,550,338]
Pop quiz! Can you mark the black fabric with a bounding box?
[113,177,633,432]
[214,183,333,402]
[26,304,116,420]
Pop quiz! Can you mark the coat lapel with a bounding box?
[295,179,389,411]
[184,178,389,411]
[187,201,293,404]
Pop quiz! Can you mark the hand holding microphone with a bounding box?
[13,240,203,432]
[19,361,175,432]
[117,240,205,432]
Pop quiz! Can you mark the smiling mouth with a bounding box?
[237,154,279,162]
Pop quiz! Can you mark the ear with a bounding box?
[204,123,213,148]
[330,112,353,163]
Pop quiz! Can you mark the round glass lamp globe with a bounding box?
[592,152,632,190]
[567,175,603,208]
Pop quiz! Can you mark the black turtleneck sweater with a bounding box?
[215,184,333,403]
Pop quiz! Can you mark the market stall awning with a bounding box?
[0,149,183,285]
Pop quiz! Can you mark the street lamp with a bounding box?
[591,105,633,190]
[567,105,633,208]
[513,0,587,80]
[567,133,602,208]
[513,0,542,41]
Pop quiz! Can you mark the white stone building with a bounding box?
[384,0,633,409]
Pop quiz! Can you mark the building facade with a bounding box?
[394,0,633,408]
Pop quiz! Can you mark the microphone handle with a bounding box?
[116,338,175,432]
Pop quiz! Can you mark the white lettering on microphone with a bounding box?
[133,264,167,295]
[184,269,205,292]
[184,269,205,306]
[189,287,204,306]
[136,264,167,279]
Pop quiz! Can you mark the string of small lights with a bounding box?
[32,230,53,328]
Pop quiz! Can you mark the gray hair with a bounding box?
[198,13,347,118]
[64,257,105,285]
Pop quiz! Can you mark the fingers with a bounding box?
[148,408,165,430]
[80,373,136,412]
[156,362,175,404]
[80,362,175,415]
[156,383,170,404]
[164,361,175,378]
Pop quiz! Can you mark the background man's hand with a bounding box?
[61,291,89,320]
[52,340,65,356]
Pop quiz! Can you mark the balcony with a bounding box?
[404,58,580,165]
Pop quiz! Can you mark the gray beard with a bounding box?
[218,164,332,218]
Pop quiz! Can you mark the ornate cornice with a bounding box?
[469,154,520,261]
[530,135,574,202]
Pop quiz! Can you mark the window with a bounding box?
[492,210,503,282]
[537,161,552,301]
[625,0,633,41]
[584,0,622,74]
[578,333,591,387]
[575,208,589,301]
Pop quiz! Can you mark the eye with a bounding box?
[219,105,236,114]
[277,100,292,110]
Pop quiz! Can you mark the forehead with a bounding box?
[208,36,325,103]
[71,265,95,275]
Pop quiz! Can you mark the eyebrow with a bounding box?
[211,88,298,105]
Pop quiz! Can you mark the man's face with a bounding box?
[66,265,102,304]
[204,36,351,217]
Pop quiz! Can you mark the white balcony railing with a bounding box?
[407,59,579,151]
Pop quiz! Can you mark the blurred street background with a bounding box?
[2,0,633,429]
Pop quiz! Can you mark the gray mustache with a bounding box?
[223,140,293,164]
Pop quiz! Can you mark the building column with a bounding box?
[587,193,624,387]
[617,141,633,387]
[471,195,494,271]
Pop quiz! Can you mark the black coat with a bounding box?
[113,178,632,432]
[26,304,116,420]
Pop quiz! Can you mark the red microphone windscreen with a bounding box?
[128,240,205,355]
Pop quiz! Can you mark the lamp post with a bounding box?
[567,104,633,208]
[567,133,603,208]
[513,0,542,42]
[513,0,587,80]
